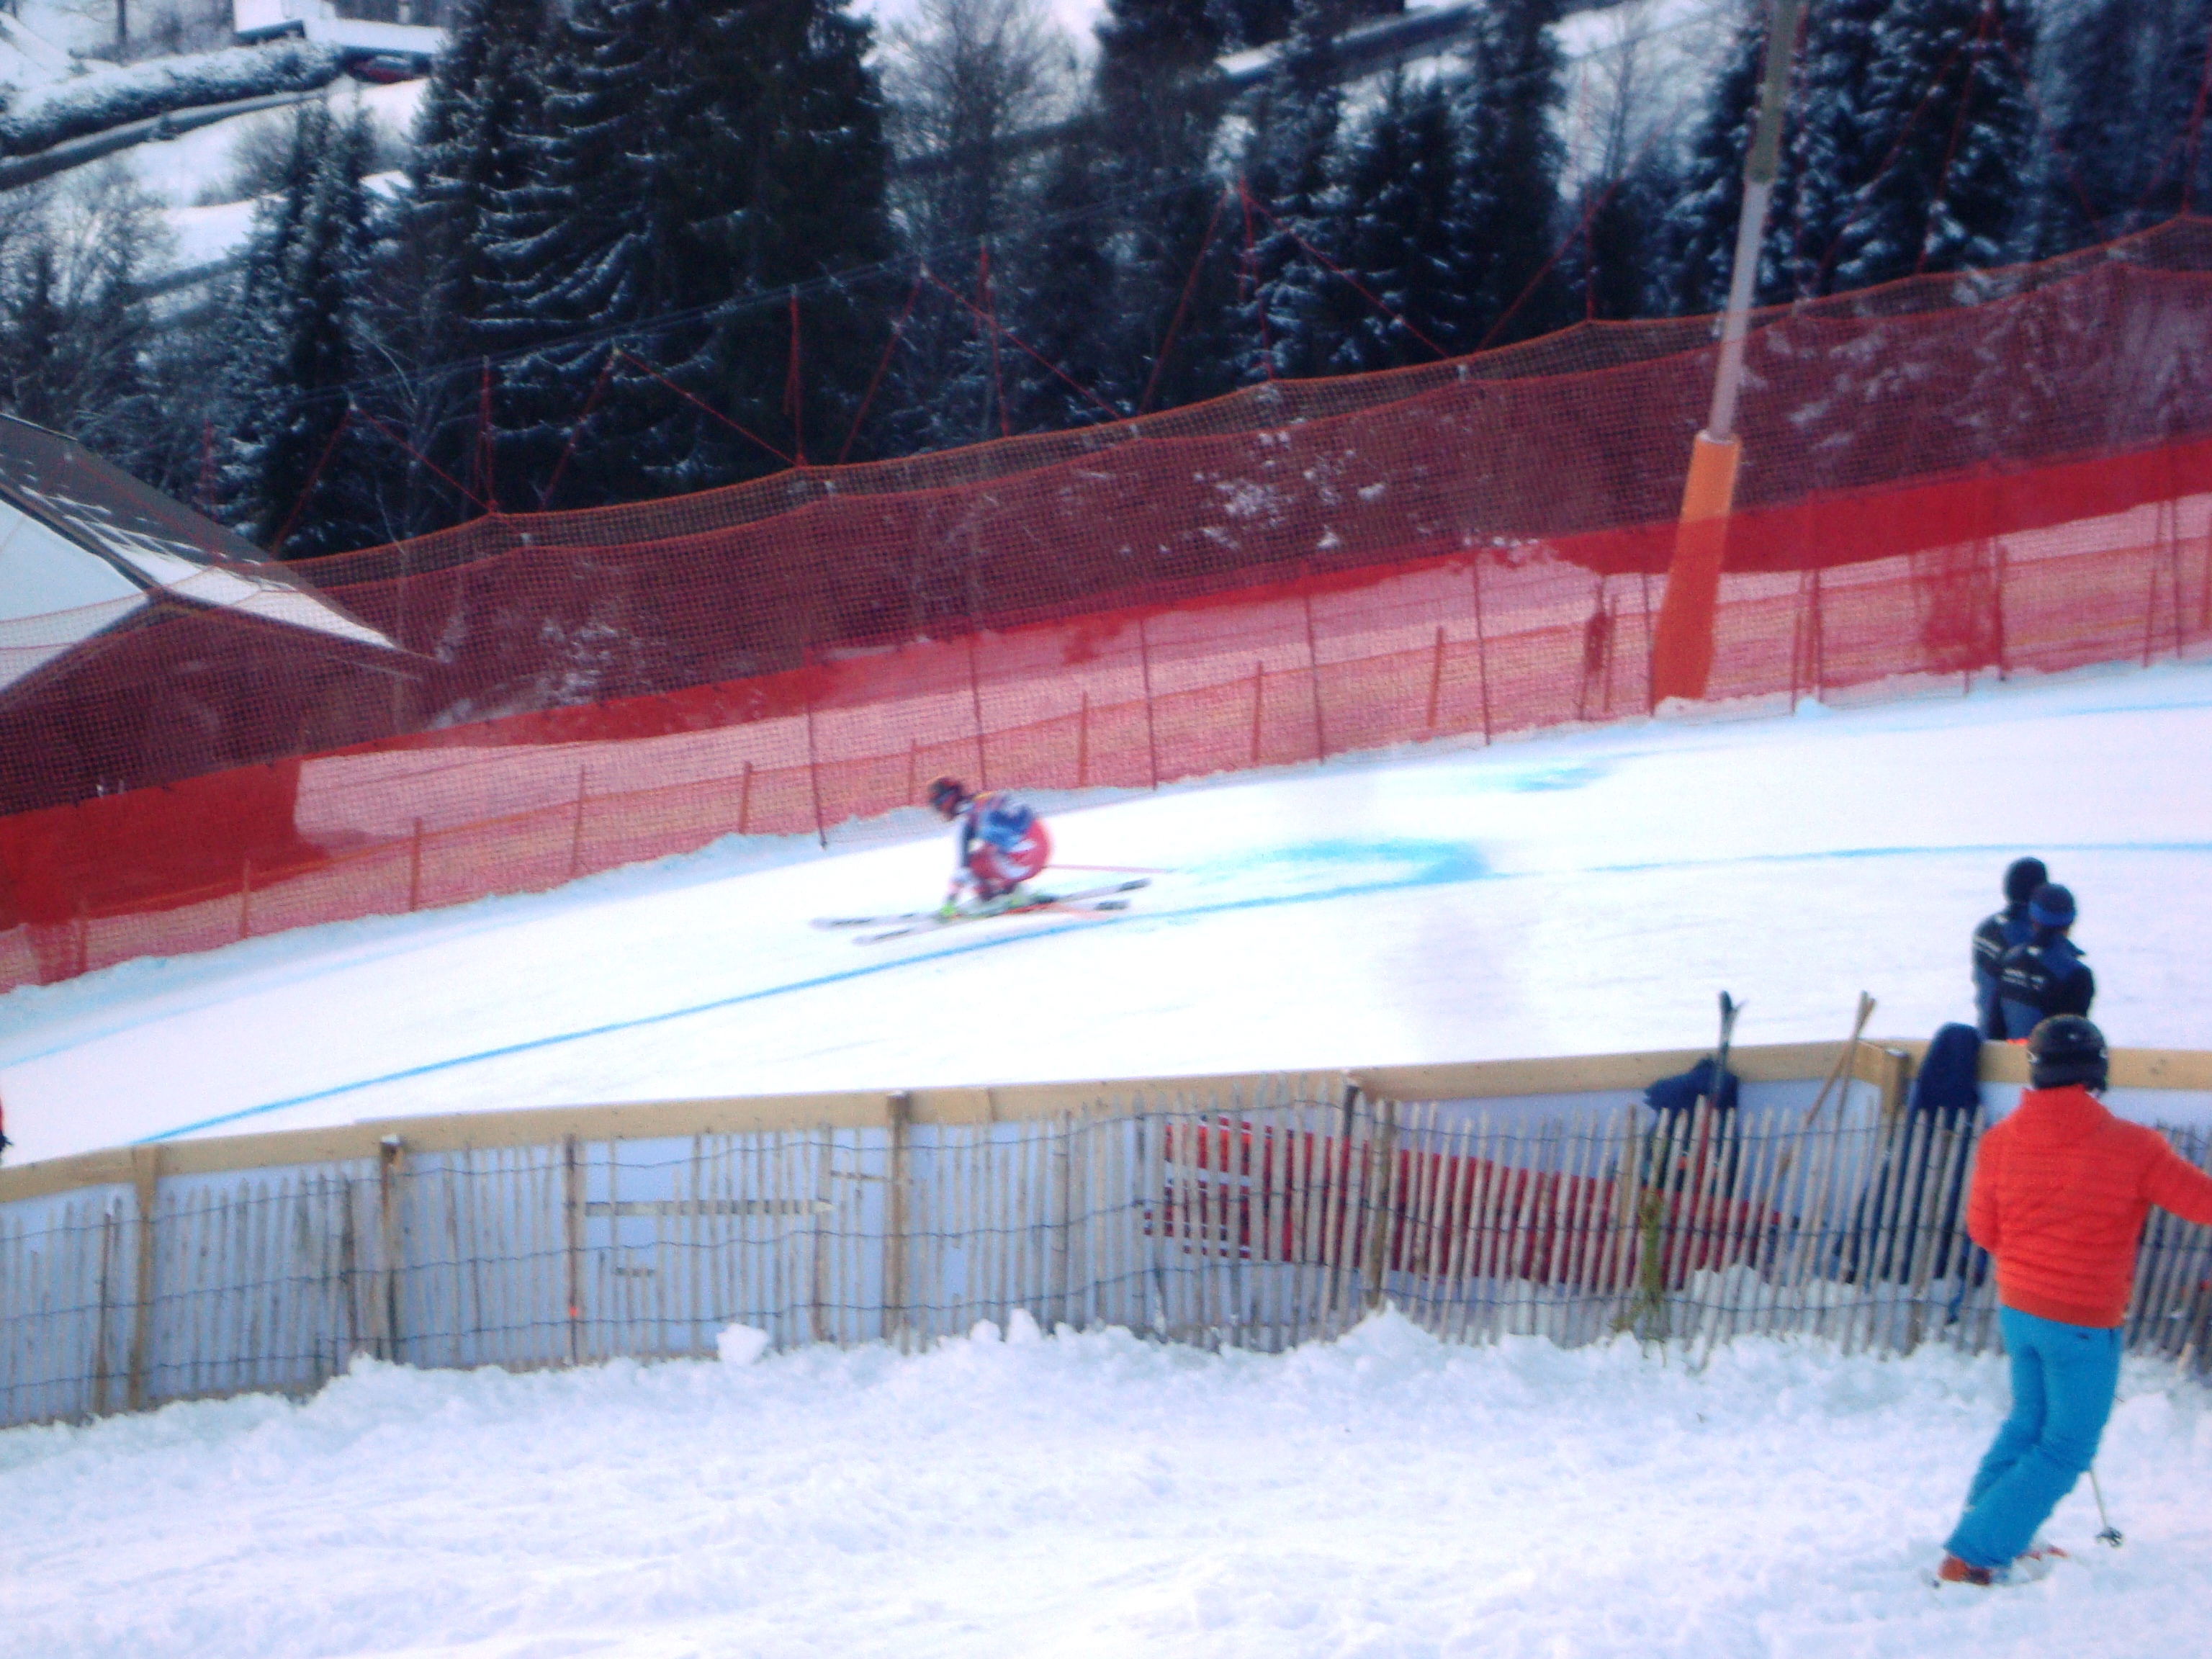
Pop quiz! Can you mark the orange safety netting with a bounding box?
[0,222,2208,989]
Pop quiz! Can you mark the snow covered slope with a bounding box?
[4,660,2208,1165]
[2,1310,2207,1658]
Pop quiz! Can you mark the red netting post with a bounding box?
[407,818,424,912]
[805,701,827,847]
[2143,557,2161,669]
[737,760,755,833]
[2164,453,2187,658]
[1471,559,1493,743]
[1250,662,1266,763]
[1303,589,1328,760]
[1992,534,2010,680]
[1809,567,1826,700]
[1789,572,1807,709]
[1138,615,1160,788]
[567,769,589,881]
[1640,571,1655,714]
[238,855,253,942]
[1425,626,1446,732]
[967,634,989,789]
[1076,693,1089,788]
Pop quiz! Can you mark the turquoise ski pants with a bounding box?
[1945,1305,2121,1570]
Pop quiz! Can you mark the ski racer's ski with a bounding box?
[813,879,1150,943]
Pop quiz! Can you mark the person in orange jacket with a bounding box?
[1936,1016,2212,1585]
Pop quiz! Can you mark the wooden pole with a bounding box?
[564,1135,583,1365]
[125,1145,161,1411]
[1076,691,1090,788]
[377,1136,405,1361]
[1250,662,1266,764]
[406,818,425,912]
[885,1091,911,1349]
[238,854,253,942]
[93,1200,118,1414]
[737,760,755,835]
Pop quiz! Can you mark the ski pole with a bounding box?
[2089,1467,2123,1547]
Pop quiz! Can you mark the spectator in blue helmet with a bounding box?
[1996,884,2093,1040]
[1972,858,2049,1038]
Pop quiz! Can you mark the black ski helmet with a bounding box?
[2002,857,2049,905]
[2027,1015,2108,1092]
[927,775,966,817]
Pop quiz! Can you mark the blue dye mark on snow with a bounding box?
[141,835,2212,1143]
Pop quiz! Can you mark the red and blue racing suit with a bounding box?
[951,791,1052,902]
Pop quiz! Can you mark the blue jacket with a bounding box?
[1972,905,2035,1038]
[1997,933,2093,1040]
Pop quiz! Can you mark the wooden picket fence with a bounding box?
[2,1042,2209,1430]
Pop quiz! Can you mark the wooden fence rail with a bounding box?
[4,1045,2210,1430]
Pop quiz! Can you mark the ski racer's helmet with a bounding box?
[2002,857,2049,904]
[2027,1015,2108,1092]
[927,775,966,818]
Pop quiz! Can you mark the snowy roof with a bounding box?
[235,1,444,62]
[0,414,403,697]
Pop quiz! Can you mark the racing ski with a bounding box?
[813,879,1150,943]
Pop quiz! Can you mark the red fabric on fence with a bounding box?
[0,225,2208,988]
[1151,1118,1779,1291]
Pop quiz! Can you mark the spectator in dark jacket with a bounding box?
[1972,858,2047,1038]
[1997,884,2093,1040]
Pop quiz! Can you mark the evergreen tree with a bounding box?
[2028,0,2212,253]
[216,104,384,558]
[1562,148,1676,322]
[0,171,162,454]
[879,0,1074,451]
[1449,0,1568,349]
[1240,0,1344,380]
[1322,72,1466,371]
[1000,116,1124,431]
[398,0,552,525]
[1831,0,2036,291]
[1657,14,1781,316]
[1089,0,1238,412]
[482,0,893,506]
[1779,0,1884,297]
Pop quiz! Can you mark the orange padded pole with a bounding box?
[1650,433,1742,703]
[1648,0,1802,706]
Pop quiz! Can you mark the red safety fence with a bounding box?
[1,436,2205,991]
[0,223,2208,986]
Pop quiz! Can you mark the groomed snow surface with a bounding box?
[6,660,2212,1161]
[4,1310,2209,1658]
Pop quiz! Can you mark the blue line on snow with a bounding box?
[138,837,2212,1143]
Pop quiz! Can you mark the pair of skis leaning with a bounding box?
[813,878,1150,944]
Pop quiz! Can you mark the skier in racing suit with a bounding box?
[928,777,1052,915]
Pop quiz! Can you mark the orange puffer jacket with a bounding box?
[1966,1084,2212,1328]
